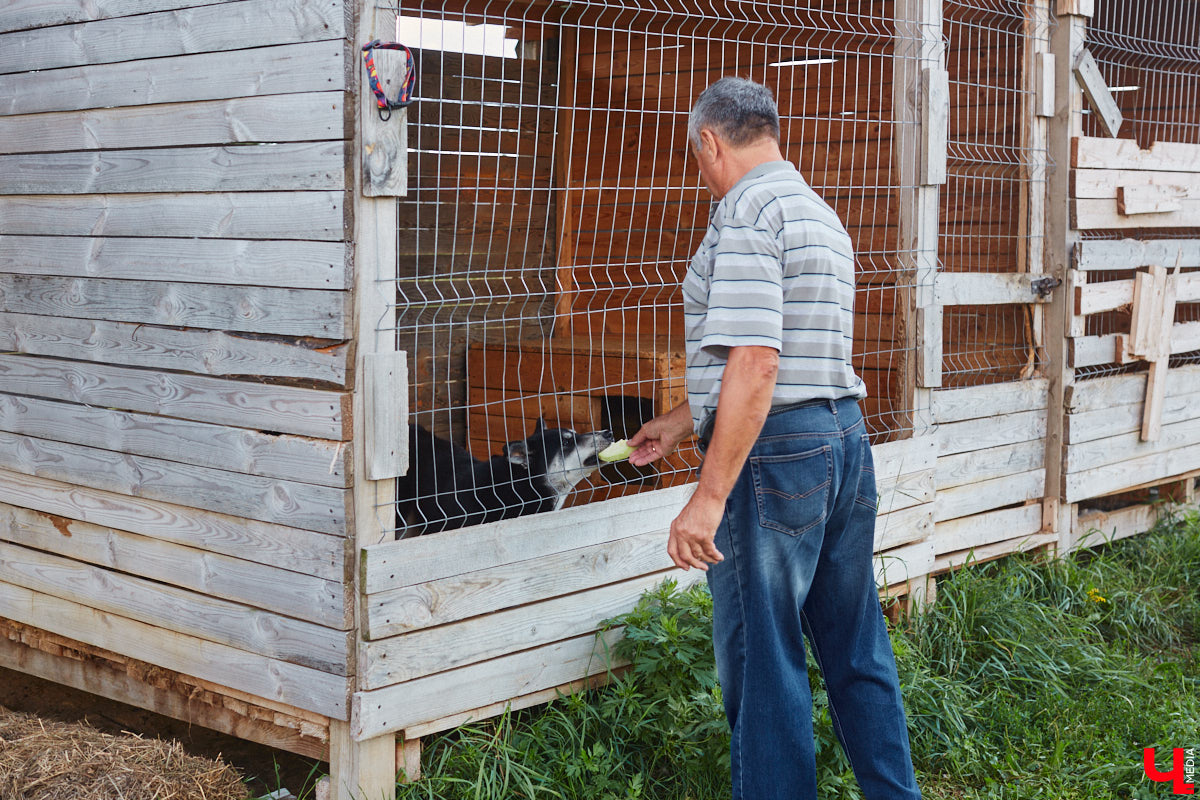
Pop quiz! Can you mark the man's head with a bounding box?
[688,78,784,198]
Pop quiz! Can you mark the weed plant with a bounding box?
[386,507,1200,800]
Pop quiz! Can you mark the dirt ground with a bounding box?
[0,667,326,798]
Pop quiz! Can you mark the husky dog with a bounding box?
[395,420,615,537]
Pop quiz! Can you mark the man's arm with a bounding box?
[630,344,779,571]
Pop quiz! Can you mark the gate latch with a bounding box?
[1031,276,1062,299]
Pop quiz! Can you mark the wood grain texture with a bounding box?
[0,0,345,74]
[362,484,695,595]
[1075,238,1200,271]
[0,192,347,240]
[0,0,235,34]
[0,40,349,116]
[937,409,1048,456]
[934,469,1045,521]
[932,503,1043,558]
[0,236,349,290]
[931,379,1048,423]
[0,312,349,384]
[874,540,935,587]
[0,92,346,154]
[933,531,1057,574]
[0,143,345,194]
[934,272,1051,305]
[0,393,350,487]
[0,467,346,581]
[0,353,350,440]
[1067,415,1200,475]
[1065,364,1200,413]
[0,537,349,674]
[365,529,675,639]
[0,429,351,534]
[1073,136,1200,173]
[0,275,348,338]
[936,439,1044,490]
[0,499,348,630]
[0,579,349,718]
[351,629,624,740]
[0,634,330,761]
[1072,49,1122,137]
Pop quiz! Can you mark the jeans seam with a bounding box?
[799,607,861,781]
[727,513,751,800]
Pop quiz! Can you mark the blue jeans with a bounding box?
[703,397,921,800]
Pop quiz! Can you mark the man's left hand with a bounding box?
[668,490,726,571]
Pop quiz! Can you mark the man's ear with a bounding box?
[504,440,529,467]
[699,128,720,161]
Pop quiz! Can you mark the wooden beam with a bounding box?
[934,469,1045,522]
[1072,49,1122,137]
[920,66,948,185]
[932,503,1043,557]
[364,352,408,480]
[931,378,1048,423]
[1075,238,1200,271]
[0,0,242,36]
[934,272,1054,305]
[0,0,346,74]
[1073,136,1200,173]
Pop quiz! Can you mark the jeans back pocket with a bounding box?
[749,444,832,537]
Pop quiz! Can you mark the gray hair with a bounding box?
[688,77,781,149]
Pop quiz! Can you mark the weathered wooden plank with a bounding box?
[0,467,345,581]
[0,634,330,761]
[0,538,349,674]
[0,353,349,440]
[920,66,948,185]
[360,8,409,199]
[0,393,349,487]
[1065,445,1200,502]
[1074,278,1134,315]
[1066,388,1200,444]
[876,468,934,515]
[874,540,935,588]
[0,143,345,194]
[0,236,348,290]
[0,429,350,535]
[933,530,1057,574]
[1073,136,1200,173]
[1072,49,1122,137]
[936,439,1045,490]
[0,92,346,154]
[1069,333,1120,369]
[937,409,1047,456]
[0,275,348,338]
[0,40,349,116]
[1065,363,1200,413]
[365,529,674,639]
[361,570,680,689]
[932,503,1043,557]
[362,483,695,595]
[934,272,1052,305]
[0,580,348,718]
[0,0,234,33]
[0,0,346,74]
[352,629,624,740]
[0,499,348,630]
[875,503,934,551]
[1074,503,1163,549]
[1067,415,1200,474]
[931,378,1048,423]
[0,192,347,240]
[934,469,1045,522]
[1075,238,1200,271]
[0,312,349,384]
[365,352,408,480]
[1074,169,1200,202]
[1072,198,1200,229]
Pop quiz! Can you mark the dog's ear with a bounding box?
[504,439,529,467]
[533,416,545,435]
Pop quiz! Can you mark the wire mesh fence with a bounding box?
[382,0,1045,537]
[1076,2,1200,380]
[939,0,1046,386]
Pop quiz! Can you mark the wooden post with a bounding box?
[1042,2,1088,536]
[553,27,577,333]
[894,0,945,431]
[397,737,422,783]
[334,0,405,797]
[1020,2,1052,380]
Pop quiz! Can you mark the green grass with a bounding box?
[344,505,1200,800]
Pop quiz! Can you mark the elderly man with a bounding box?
[627,77,922,800]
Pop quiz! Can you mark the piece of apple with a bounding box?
[598,439,636,463]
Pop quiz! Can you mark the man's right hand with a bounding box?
[627,404,694,467]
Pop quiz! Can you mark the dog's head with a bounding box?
[504,419,615,500]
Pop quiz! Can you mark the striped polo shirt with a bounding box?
[682,159,867,433]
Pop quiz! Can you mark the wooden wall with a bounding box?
[0,0,357,731]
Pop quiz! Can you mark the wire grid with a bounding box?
[1076,2,1200,380]
[939,0,1046,387]
[384,0,917,536]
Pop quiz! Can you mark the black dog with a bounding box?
[395,420,614,537]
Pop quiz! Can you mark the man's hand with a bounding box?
[667,489,725,571]
[627,403,694,467]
